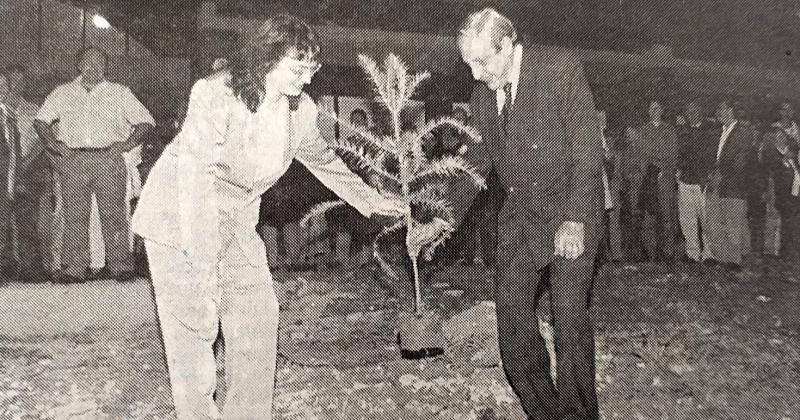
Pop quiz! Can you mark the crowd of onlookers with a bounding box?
[593,99,800,273]
[2,50,800,284]
[320,98,800,276]
[0,52,160,284]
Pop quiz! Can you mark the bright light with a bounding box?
[92,14,111,29]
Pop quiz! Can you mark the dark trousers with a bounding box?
[0,153,14,269]
[59,150,131,277]
[636,171,678,261]
[496,216,598,420]
[15,153,49,273]
[777,197,800,259]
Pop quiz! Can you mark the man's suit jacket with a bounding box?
[710,123,754,200]
[451,46,604,269]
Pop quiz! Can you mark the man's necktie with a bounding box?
[501,83,513,134]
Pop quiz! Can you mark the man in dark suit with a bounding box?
[411,8,603,419]
[704,100,754,271]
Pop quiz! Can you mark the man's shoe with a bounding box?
[18,267,50,283]
[52,273,88,284]
[723,262,742,273]
[0,263,19,280]
[87,267,112,281]
[112,270,138,282]
[680,254,699,265]
[703,258,722,267]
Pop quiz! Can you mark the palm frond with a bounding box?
[414,117,483,146]
[358,55,388,107]
[409,181,447,196]
[384,54,408,113]
[411,195,455,223]
[300,200,346,227]
[327,140,402,188]
[423,227,453,262]
[413,155,487,190]
[404,71,430,103]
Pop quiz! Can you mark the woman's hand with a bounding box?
[372,196,409,218]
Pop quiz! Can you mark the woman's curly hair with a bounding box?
[227,14,320,113]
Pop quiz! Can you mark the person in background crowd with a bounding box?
[704,100,754,271]
[324,107,377,269]
[597,109,623,263]
[0,71,22,280]
[775,101,799,146]
[34,47,155,283]
[4,66,40,172]
[756,124,782,258]
[620,125,645,260]
[762,126,800,259]
[676,100,717,263]
[636,100,679,262]
[3,65,46,281]
[349,108,368,133]
[131,15,404,418]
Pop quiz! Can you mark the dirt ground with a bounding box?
[0,257,797,420]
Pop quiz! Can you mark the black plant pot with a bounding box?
[397,311,445,360]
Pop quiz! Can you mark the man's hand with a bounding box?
[554,221,585,260]
[406,217,452,259]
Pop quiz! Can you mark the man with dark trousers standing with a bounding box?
[676,101,717,263]
[636,100,678,262]
[704,100,754,271]
[34,47,154,283]
[411,8,603,419]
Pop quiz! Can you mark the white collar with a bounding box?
[496,45,523,96]
[723,120,738,133]
[507,44,523,92]
[75,76,108,92]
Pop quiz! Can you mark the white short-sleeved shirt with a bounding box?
[36,77,155,148]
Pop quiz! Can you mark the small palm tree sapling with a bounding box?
[302,54,485,357]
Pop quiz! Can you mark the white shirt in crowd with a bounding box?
[782,121,800,143]
[496,44,523,115]
[36,77,154,148]
[0,104,16,197]
[717,120,737,160]
[600,133,614,210]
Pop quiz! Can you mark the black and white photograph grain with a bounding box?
[0,0,798,419]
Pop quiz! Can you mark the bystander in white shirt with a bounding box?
[36,77,154,148]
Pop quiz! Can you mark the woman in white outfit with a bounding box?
[132,15,403,419]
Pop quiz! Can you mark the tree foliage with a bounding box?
[303,53,485,313]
